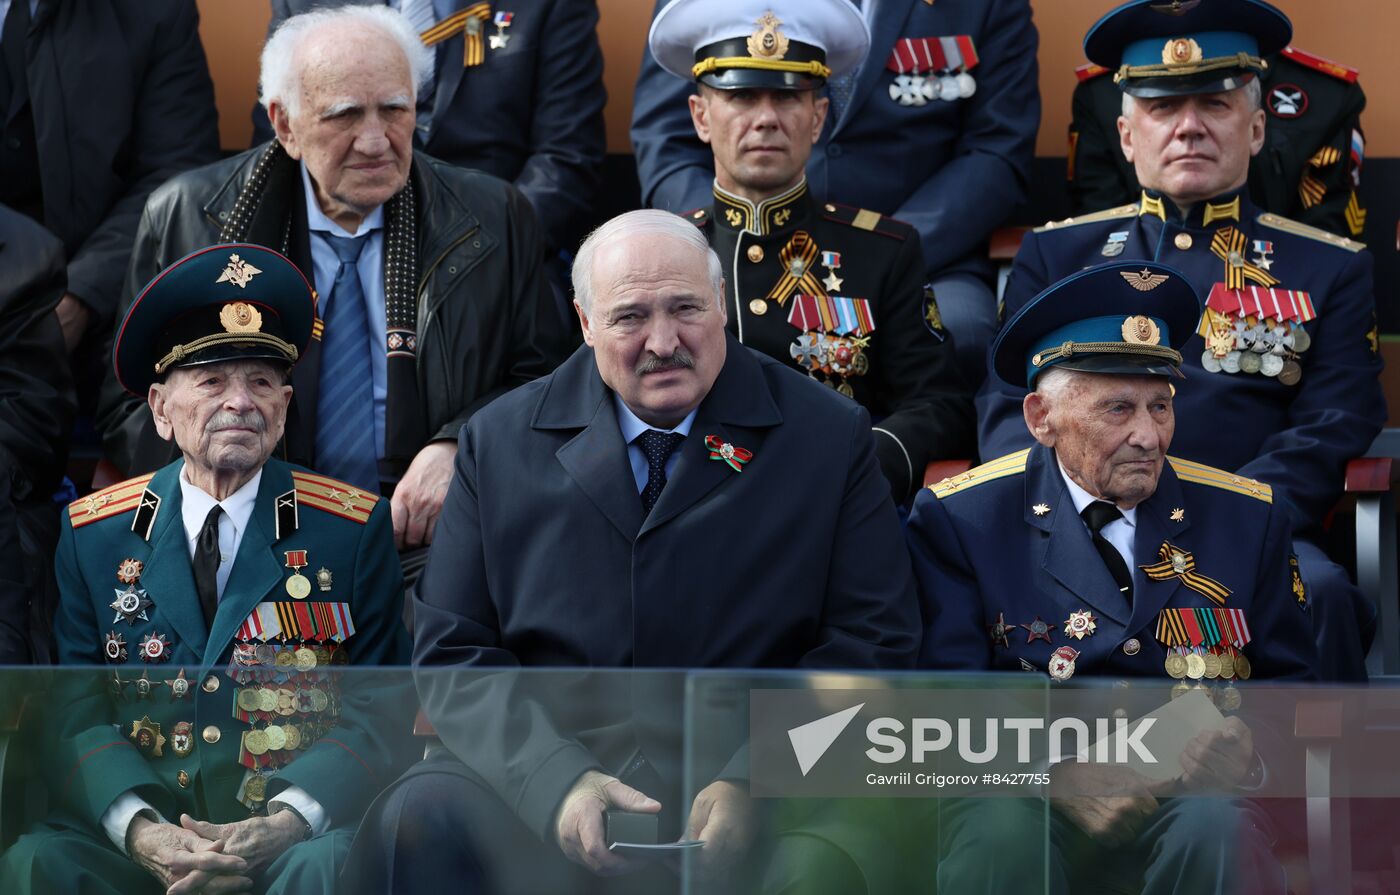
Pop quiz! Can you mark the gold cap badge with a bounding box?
[1121,315,1162,345]
[1162,37,1203,66]
[219,302,263,334]
[747,11,789,60]
[1121,269,1170,292]
[216,253,262,289]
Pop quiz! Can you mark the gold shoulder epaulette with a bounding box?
[1256,213,1365,252]
[291,470,380,524]
[928,449,1030,499]
[820,202,911,240]
[1168,456,1272,503]
[1034,203,1138,233]
[68,474,156,529]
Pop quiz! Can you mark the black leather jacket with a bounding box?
[96,146,571,478]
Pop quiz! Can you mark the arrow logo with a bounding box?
[787,703,864,776]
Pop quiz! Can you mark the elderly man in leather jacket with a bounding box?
[96,5,569,556]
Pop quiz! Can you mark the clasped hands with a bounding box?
[128,810,305,894]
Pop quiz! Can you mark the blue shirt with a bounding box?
[300,162,388,459]
[613,395,696,493]
[0,0,38,34]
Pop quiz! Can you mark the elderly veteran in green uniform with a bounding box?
[911,261,1316,893]
[648,0,974,500]
[0,245,411,894]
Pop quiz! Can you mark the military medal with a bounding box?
[166,668,190,701]
[987,611,1012,648]
[116,558,144,584]
[1048,646,1079,682]
[130,716,166,758]
[284,550,312,599]
[1064,610,1097,640]
[1101,231,1128,258]
[110,585,154,625]
[316,567,333,592]
[1220,684,1243,711]
[487,11,512,49]
[135,670,154,699]
[283,724,302,751]
[820,251,844,292]
[171,721,194,758]
[1021,616,1052,644]
[104,631,128,663]
[1202,650,1222,679]
[1184,650,1206,680]
[264,724,288,752]
[1164,650,1188,679]
[244,729,270,757]
[294,646,318,672]
[244,772,268,804]
[139,632,171,664]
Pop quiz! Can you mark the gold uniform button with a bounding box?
[1173,232,1193,251]
[746,245,764,263]
[202,725,221,744]
[1123,638,1141,656]
[824,204,837,212]
[202,675,220,693]
[177,770,191,788]
[748,299,769,316]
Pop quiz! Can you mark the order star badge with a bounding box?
[822,271,844,292]
[1032,503,1051,516]
[1064,610,1098,640]
[1170,507,1185,522]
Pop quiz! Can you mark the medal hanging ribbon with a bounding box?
[1155,608,1189,647]
[766,232,827,307]
[1221,607,1251,648]
[1205,283,1315,324]
[294,602,317,642]
[419,1,492,66]
[1138,541,1233,605]
[1195,607,1223,647]
[1210,226,1280,289]
[787,295,876,337]
[276,602,300,640]
[312,603,333,643]
[257,603,282,642]
[331,603,355,642]
[1179,608,1205,647]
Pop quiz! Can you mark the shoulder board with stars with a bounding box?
[68,473,156,530]
[1280,46,1359,84]
[1075,62,1112,82]
[928,449,1030,500]
[684,207,709,227]
[290,470,380,524]
[1034,203,1138,233]
[819,202,911,241]
[1168,456,1272,504]
[1256,212,1365,252]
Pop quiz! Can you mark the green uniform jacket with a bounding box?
[48,458,411,833]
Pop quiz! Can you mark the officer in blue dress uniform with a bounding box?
[976,0,1384,680]
[647,0,974,499]
[911,261,1316,893]
[0,245,411,894]
[632,0,1041,378]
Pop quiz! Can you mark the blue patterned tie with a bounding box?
[637,430,685,516]
[315,234,380,492]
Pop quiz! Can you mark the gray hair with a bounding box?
[1120,76,1262,117]
[260,6,433,116]
[1034,366,1081,401]
[572,210,725,317]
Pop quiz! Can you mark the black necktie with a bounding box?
[1081,501,1133,600]
[0,0,30,115]
[637,430,685,516]
[193,506,223,626]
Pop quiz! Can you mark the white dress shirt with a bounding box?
[300,162,388,458]
[1057,459,1138,571]
[100,468,327,852]
[614,396,697,493]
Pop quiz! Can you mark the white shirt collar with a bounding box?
[613,395,697,443]
[179,466,263,546]
[1056,456,1138,529]
[300,162,384,238]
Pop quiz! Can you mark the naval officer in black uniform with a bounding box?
[648,0,974,500]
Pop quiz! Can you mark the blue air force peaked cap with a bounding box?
[650,0,869,90]
[1084,0,1292,97]
[991,261,1203,389]
[114,244,315,396]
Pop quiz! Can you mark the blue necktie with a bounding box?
[637,430,685,516]
[315,234,380,492]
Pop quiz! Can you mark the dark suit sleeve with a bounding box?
[63,1,220,325]
[412,424,600,842]
[870,235,975,499]
[974,234,1046,461]
[0,214,76,494]
[799,404,921,669]
[1068,76,1138,215]
[1290,82,1366,237]
[271,501,414,825]
[1235,248,1385,531]
[1249,500,1317,680]
[891,0,1040,278]
[629,0,713,212]
[0,470,29,663]
[905,490,994,669]
[431,183,568,442]
[509,0,607,251]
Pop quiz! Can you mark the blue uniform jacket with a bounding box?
[908,444,1317,679]
[630,0,1040,284]
[978,190,1385,534]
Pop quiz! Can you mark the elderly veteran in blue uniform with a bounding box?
[0,245,411,894]
[633,0,1040,377]
[646,0,974,500]
[910,261,1316,894]
[976,0,1384,681]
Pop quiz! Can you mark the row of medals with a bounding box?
[1165,648,1249,710]
[1202,315,1310,385]
[793,332,869,398]
[889,71,976,106]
